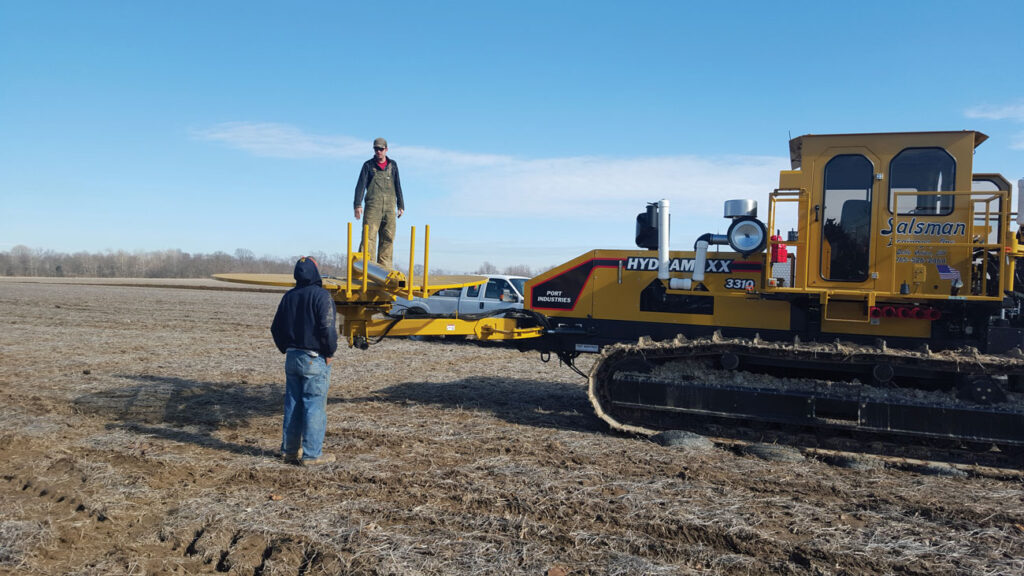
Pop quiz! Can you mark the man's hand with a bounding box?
[326,357,334,366]
[397,208,404,218]
[354,207,363,220]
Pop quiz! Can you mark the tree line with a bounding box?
[0,245,537,279]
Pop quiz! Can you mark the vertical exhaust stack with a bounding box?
[657,199,671,281]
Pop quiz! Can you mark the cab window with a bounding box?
[889,148,955,216]
[971,178,1002,192]
[821,154,872,282]
[466,284,481,298]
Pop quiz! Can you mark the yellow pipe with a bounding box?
[346,222,352,298]
[423,225,431,297]
[361,224,369,294]
[407,226,416,300]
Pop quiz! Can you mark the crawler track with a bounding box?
[587,333,1024,468]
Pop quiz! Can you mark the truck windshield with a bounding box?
[510,278,526,297]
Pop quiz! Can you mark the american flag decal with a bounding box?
[936,264,960,280]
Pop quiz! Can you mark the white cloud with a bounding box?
[964,102,1024,152]
[194,121,518,165]
[965,103,1024,122]
[193,122,366,158]
[418,153,784,222]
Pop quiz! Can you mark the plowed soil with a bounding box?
[1,277,1022,575]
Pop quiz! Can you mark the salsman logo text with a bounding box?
[880,217,966,238]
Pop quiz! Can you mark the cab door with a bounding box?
[810,152,878,288]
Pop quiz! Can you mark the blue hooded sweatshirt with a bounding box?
[270,257,338,358]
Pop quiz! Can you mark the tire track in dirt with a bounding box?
[1,458,117,572]
[159,517,360,576]
[2,456,112,522]
[0,445,344,575]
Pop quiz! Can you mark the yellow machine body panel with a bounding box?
[361,316,544,341]
[528,249,788,331]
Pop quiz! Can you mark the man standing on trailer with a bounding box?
[353,137,405,269]
[271,256,338,466]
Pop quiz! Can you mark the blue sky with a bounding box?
[2,1,1023,273]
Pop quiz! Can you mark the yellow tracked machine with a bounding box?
[219,130,1024,461]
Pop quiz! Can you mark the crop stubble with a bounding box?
[0,278,1022,575]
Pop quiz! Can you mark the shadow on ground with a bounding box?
[74,374,280,427]
[73,374,282,456]
[106,421,278,458]
[354,376,604,433]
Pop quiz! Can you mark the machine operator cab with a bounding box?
[774,130,1015,302]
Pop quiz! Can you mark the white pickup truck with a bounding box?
[393,274,528,316]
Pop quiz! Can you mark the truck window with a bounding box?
[889,147,955,216]
[509,277,526,297]
[435,288,461,297]
[484,279,511,300]
[466,284,481,297]
[821,154,872,282]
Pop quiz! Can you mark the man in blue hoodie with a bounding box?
[270,256,338,466]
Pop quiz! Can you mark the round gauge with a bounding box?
[727,217,767,255]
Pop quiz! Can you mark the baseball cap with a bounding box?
[373,137,388,149]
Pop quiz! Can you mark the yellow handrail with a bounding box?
[406,226,416,300]
[361,224,369,294]
[346,223,353,298]
[422,225,431,297]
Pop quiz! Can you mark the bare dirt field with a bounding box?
[1,277,1023,575]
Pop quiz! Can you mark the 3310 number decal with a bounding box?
[724,278,755,290]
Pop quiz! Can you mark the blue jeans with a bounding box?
[281,350,331,460]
